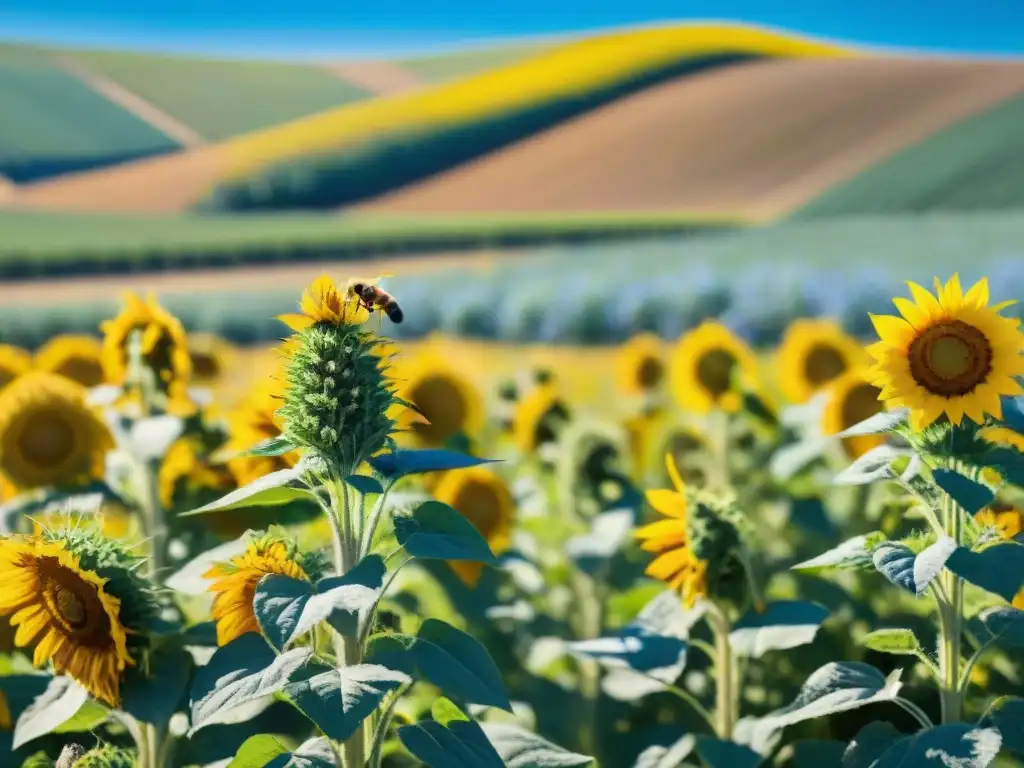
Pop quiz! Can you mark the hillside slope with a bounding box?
[359,58,1024,219]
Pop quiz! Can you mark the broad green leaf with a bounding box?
[737,662,903,754]
[283,663,409,742]
[121,644,192,725]
[874,724,1001,767]
[413,620,513,712]
[769,438,828,482]
[568,630,688,674]
[344,474,384,495]
[947,543,1024,603]
[631,591,707,639]
[228,734,290,767]
[633,735,696,768]
[981,696,1024,757]
[694,737,763,768]
[729,601,829,658]
[481,723,594,767]
[834,445,907,486]
[933,469,995,515]
[266,737,336,768]
[399,719,505,768]
[369,449,498,479]
[565,510,634,571]
[189,634,311,734]
[394,501,498,563]
[244,436,297,459]
[872,538,956,596]
[999,396,1024,432]
[792,534,884,574]
[12,676,93,749]
[432,697,471,726]
[979,607,1024,648]
[861,628,920,656]
[180,467,311,517]
[842,721,905,768]
[254,556,385,650]
[838,409,909,439]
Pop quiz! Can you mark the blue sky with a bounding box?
[1,0,1022,58]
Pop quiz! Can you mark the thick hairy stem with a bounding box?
[708,604,736,740]
[359,484,394,560]
[938,483,964,724]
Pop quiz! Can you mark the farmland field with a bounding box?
[397,40,558,82]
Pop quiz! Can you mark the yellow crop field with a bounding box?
[221,23,859,179]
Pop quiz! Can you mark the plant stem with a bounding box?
[359,484,394,560]
[938,479,964,724]
[570,569,605,760]
[707,603,736,740]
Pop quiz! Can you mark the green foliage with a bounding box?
[179,466,313,517]
[367,448,499,479]
[11,676,99,750]
[393,501,499,562]
[860,629,921,656]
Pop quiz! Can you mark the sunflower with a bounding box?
[616,333,667,396]
[981,426,1024,452]
[0,536,133,705]
[0,344,32,390]
[670,322,759,414]
[100,292,192,402]
[0,372,113,490]
[205,531,319,646]
[224,379,300,486]
[187,333,234,385]
[159,439,233,510]
[513,383,571,455]
[634,454,707,608]
[395,354,483,448]
[868,275,1024,430]
[277,275,369,332]
[975,501,1024,541]
[777,319,864,404]
[33,335,105,388]
[821,370,885,458]
[433,468,515,587]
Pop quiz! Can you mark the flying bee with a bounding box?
[346,275,404,324]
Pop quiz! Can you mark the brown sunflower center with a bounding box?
[453,481,504,539]
[191,351,220,380]
[695,349,737,397]
[636,356,665,389]
[841,382,883,430]
[908,320,993,397]
[409,376,467,444]
[55,357,105,388]
[803,344,847,387]
[18,412,77,469]
[36,557,111,645]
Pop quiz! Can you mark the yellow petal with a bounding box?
[634,519,684,540]
[277,314,314,332]
[646,548,690,581]
[664,453,686,495]
[963,277,990,309]
[906,282,942,316]
[644,489,687,519]
[870,314,914,346]
[892,297,929,327]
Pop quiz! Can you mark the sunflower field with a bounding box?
[0,270,1022,768]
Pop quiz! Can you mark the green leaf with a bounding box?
[567,630,688,674]
[412,619,512,712]
[244,436,297,459]
[933,469,995,515]
[369,449,499,479]
[788,740,848,768]
[737,662,903,755]
[633,735,696,768]
[565,510,634,572]
[432,697,471,726]
[399,719,505,768]
[842,721,905,768]
[266,737,336,768]
[873,724,1001,767]
[254,557,385,651]
[729,601,829,658]
[834,445,908,486]
[981,696,1024,757]
[180,466,312,517]
[121,644,192,725]
[228,734,290,767]
[394,501,498,563]
[979,607,1024,648]
[872,538,957,596]
[12,676,95,750]
[345,474,384,495]
[838,409,909,438]
[792,534,883,574]
[480,723,594,767]
[283,663,409,742]
[189,634,311,735]
[861,628,920,656]
[694,737,763,768]
[947,543,1024,603]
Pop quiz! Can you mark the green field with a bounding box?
[68,50,372,141]
[398,40,557,83]
[0,53,179,182]
[794,94,1024,218]
[0,209,741,277]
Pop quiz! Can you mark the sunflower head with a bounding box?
[868,275,1024,430]
[433,468,515,587]
[277,275,370,332]
[821,370,886,458]
[394,353,484,448]
[0,529,158,705]
[670,322,759,414]
[981,425,1024,453]
[160,439,233,511]
[33,335,105,389]
[0,372,114,490]
[778,319,863,403]
[556,418,631,519]
[204,527,327,646]
[975,501,1024,542]
[656,426,709,487]
[513,384,571,457]
[188,333,234,385]
[279,322,397,475]
[616,333,667,396]
[0,344,32,391]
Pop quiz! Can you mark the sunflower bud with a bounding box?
[685,492,757,609]
[280,324,398,475]
[73,744,137,768]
